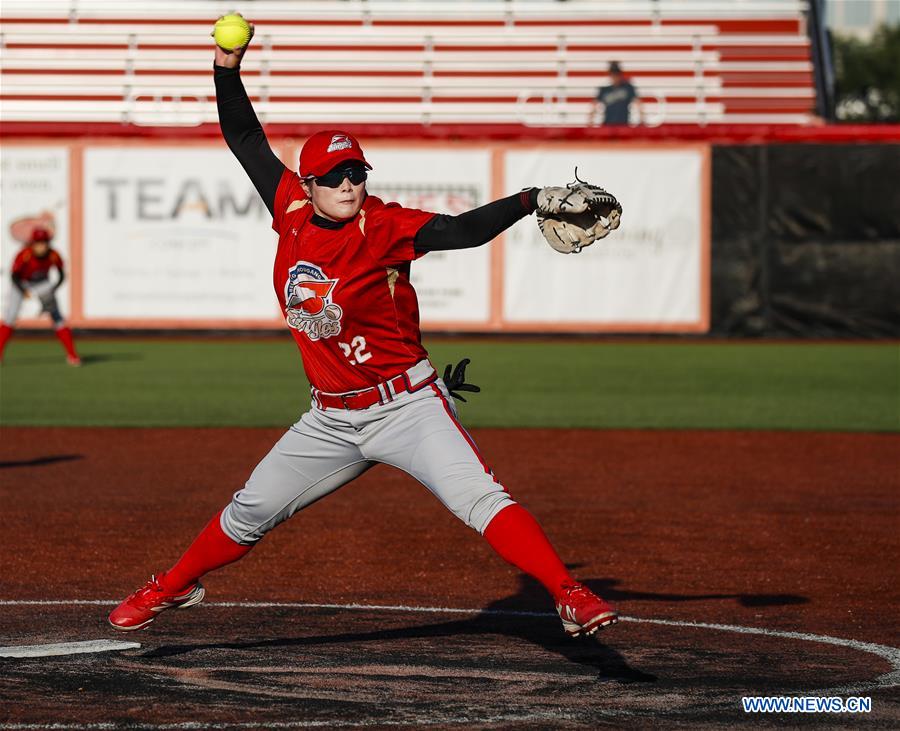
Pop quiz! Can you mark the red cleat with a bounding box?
[66,355,82,367]
[108,574,205,631]
[555,582,619,637]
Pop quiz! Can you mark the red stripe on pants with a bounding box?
[429,383,502,487]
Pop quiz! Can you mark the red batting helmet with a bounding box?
[299,130,372,179]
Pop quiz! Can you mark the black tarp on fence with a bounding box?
[711,143,899,336]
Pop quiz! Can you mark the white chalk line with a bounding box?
[1,598,897,693]
[0,639,140,659]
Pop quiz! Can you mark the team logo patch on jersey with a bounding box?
[284,261,343,341]
[326,134,353,153]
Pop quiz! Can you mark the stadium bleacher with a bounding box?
[0,1,816,129]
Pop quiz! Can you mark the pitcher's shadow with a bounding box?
[140,570,808,682]
[481,572,806,681]
[577,577,809,608]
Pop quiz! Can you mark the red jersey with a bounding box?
[272,169,436,393]
[11,247,63,283]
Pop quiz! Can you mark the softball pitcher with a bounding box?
[109,17,621,639]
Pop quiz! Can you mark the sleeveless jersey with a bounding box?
[271,169,436,393]
[11,248,63,283]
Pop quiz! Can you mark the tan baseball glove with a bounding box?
[536,179,622,254]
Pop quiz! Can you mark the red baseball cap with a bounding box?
[30,227,52,243]
[299,130,372,178]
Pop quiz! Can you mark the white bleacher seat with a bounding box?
[0,0,816,128]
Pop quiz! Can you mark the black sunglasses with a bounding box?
[312,165,368,188]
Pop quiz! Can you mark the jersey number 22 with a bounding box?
[338,336,372,365]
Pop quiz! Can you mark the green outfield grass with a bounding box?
[0,337,897,431]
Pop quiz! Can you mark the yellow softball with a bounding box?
[213,13,252,51]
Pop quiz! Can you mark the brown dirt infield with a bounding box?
[1,426,898,727]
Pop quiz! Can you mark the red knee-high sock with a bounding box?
[483,503,574,600]
[54,326,79,359]
[0,323,14,359]
[160,510,253,592]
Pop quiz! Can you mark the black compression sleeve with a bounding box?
[214,65,285,217]
[414,188,539,252]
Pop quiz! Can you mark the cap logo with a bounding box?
[326,134,353,154]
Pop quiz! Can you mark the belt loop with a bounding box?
[377,382,389,404]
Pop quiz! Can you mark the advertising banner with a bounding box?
[5,141,709,332]
[82,147,279,323]
[504,146,709,331]
[0,146,70,326]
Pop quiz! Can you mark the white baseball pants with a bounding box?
[2,279,62,325]
[221,360,515,544]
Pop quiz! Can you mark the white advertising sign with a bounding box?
[504,147,707,329]
[356,146,492,326]
[83,147,278,321]
[0,147,70,322]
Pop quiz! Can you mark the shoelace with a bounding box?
[129,575,165,604]
[559,582,596,609]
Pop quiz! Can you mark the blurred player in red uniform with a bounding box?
[0,225,81,365]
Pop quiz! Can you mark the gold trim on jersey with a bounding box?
[385,267,399,299]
